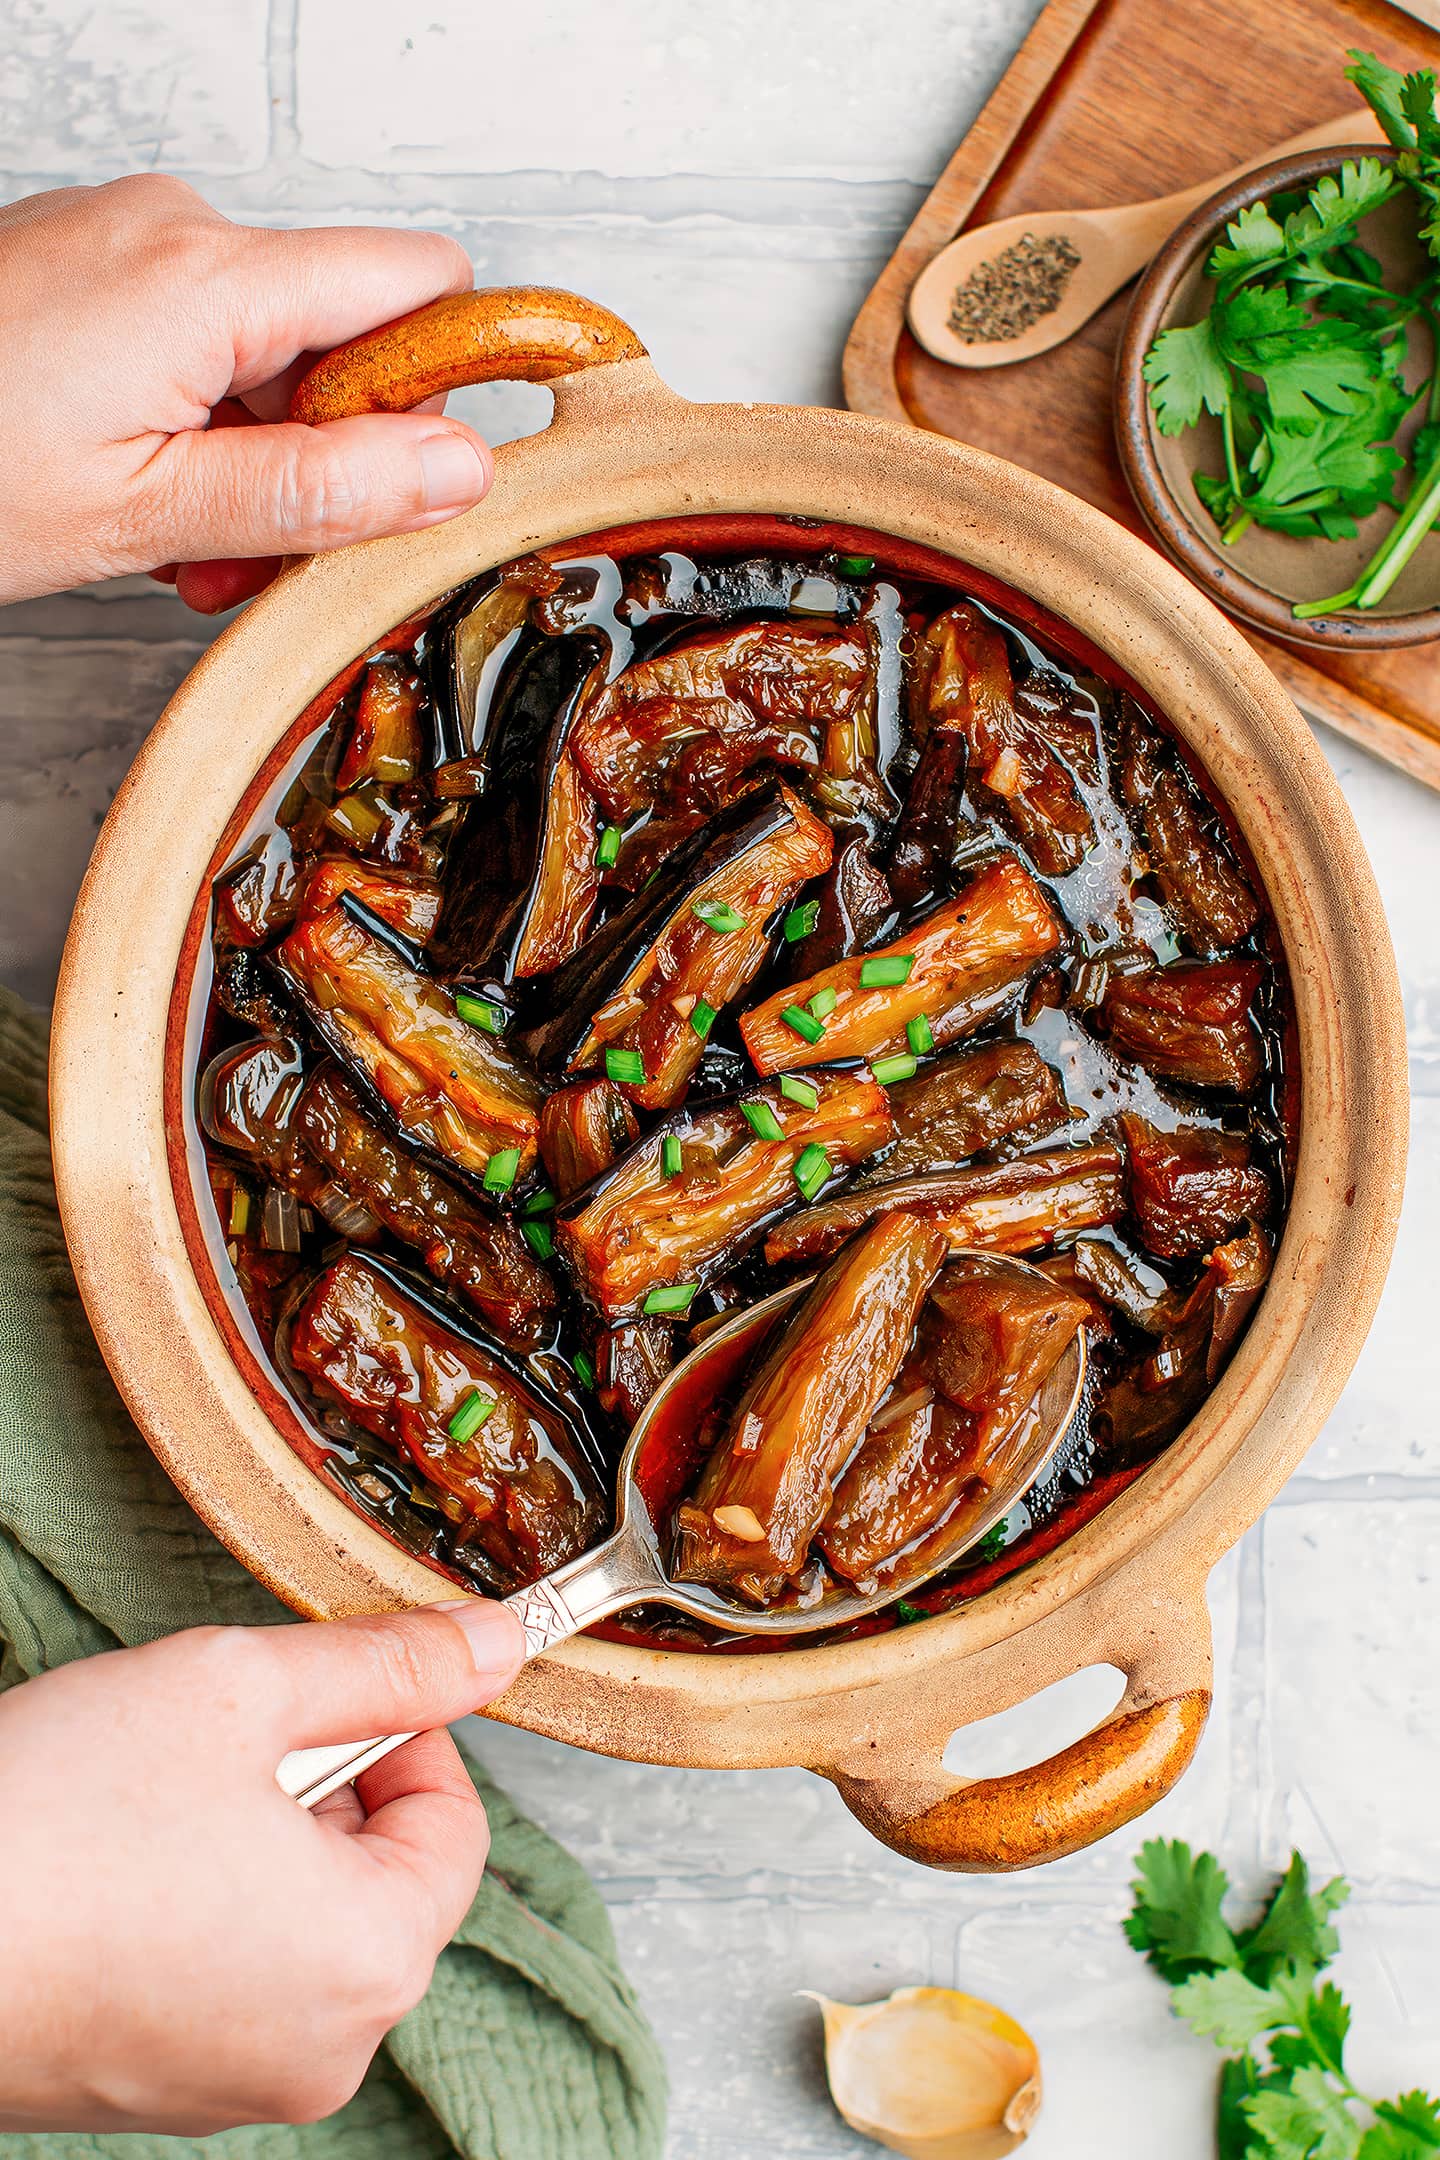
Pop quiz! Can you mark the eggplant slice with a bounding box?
[287,1253,603,1592]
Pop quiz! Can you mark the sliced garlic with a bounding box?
[806,1985,1041,2160]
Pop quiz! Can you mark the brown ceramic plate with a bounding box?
[1116,146,1440,651]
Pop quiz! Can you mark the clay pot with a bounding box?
[50,288,1407,1871]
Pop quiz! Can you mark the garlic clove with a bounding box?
[806,1984,1042,2160]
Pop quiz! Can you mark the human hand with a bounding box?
[0,175,492,614]
[0,1599,525,2134]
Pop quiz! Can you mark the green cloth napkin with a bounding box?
[0,982,667,2160]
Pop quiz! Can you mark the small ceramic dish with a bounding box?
[1115,146,1440,652]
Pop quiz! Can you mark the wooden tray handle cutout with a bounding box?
[827,1610,1212,1872]
[289,287,648,425]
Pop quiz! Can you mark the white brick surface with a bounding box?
[294,0,1041,181]
[2,4,1437,2152]
[0,0,270,176]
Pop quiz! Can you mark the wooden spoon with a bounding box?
[906,107,1383,370]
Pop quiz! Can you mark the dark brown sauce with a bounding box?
[191,519,1297,1640]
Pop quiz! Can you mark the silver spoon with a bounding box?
[277,1251,1086,1807]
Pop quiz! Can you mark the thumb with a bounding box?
[125,411,493,565]
[266,1598,526,1752]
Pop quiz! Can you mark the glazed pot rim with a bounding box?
[49,357,1407,1724]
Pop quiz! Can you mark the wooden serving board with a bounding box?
[843,0,1440,793]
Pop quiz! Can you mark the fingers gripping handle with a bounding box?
[289,286,648,425]
[275,1528,651,1807]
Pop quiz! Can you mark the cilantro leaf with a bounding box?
[1246,2067,1363,2160]
[1240,1852,1351,1979]
[1173,1968,1291,2050]
[1367,2094,1440,2155]
[1400,70,1440,159]
[1347,50,1418,150]
[1210,200,1289,282]
[1125,1839,1240,1979]
[1257,338,1383,432]
[1284,160,1400,256]
[1143,318,1231,435]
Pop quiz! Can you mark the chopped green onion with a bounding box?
[907,1012,934,1056]
[227,1185,251,1238]
[455,990,506,1035]
[573,1348,596,1390]
[689,998,717,1040]
[781,1003,825,1045]
[793,1142,830,1200]
[836,553,875,577]
[605,1046,646,1086]
[643,1283,698,1316]
[522,1187,556,1216]
[740,1099,785,1143]
[692,898,745,933]
[808,986,837,1019]
[521,1218,555,1260]
[447,1389,495,1443]
[661,1133,683,1178]
[783,900,820,943]
[872,1053,918,1086]
[483,1148,520,1192]
[779,1074,820,1110]
[860,954,914,988]
[596,824,622,867]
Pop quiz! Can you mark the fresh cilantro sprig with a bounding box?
[1143,49,1440,620]
[1126,1839,1440,2159]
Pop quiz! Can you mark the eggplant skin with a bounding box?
[276,901,542,1182]
[1100,958,1263,1092]
[555,1070,894,1320]
[764,1142,1124,1267]
[295,1067,558,1348]
[1091,1225,1271,1458]
[520,785,832,1096]
[1117,697,1258,952]
[1120,1113,1270,1261]
[672,1212,951,1594]
[858,1039,1066,1183]
[286,1252,604,1592]
[904,602,1095,879]
[740,855,1062,1074]
[571,785,833,1110]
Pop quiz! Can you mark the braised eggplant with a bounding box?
[1117,697,1259,951]
[1100,959,1262,1091]
[286,1254,603,1591]
[740,855,1061,1073]
[765,1144,1125,1267]
[857,1040,1066,1181]
[818,1257,1092,1589]
[196,531,1294,1624]
[1120,1113,1270,1261]
[521,786,833,1104]
[672,1214,951,1597]
[275,900,542,1182]
[557,1070,894,1319]
[902,602,1095,880]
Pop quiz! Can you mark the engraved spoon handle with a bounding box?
[275,1523,657,1808]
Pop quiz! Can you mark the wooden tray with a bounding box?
[843,0,1440,793]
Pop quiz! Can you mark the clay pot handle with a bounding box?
[827,1610,1212,1872]
[289,286,648,424]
